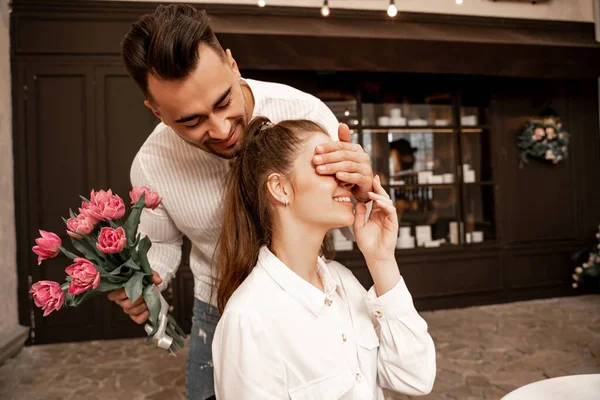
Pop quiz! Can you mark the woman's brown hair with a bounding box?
[215,117,334,313]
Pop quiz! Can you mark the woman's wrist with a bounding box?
[364,256,401,297]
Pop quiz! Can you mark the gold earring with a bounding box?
[285,198,289,207]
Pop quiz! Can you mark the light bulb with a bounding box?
[387,2,398,18]
[456,0,463,4]
[258,0,266,7]
[344,109,350,117]
[321,1,330,17]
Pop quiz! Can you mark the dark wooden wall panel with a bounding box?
[35,74,88,231]
[495,80,579,244]
[25,66,102,343]
[100,69,158,196]
[503,249,576,289]
[402,256,501,297]
[15,18,133,55]
[567,79,600,238]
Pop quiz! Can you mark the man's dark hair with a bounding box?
[121,4,225,99]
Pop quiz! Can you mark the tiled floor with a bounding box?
[1,295,598,400]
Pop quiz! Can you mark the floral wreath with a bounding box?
[517,117,570,167]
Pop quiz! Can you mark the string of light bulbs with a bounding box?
[256,1,462,16]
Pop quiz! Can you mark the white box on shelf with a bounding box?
[399,227,411,238]
[424,240,441,248]
[462,164,471,175]
[416,225,432,239]
[450,234,459,245]
[472,231,484,243]
[390,117,407,126]
[416,225,432,247]
[449,221,463,245]
[418,171,433,184]
[408,118,427,126]
[466,232,472,243]
[397,236,415,249]
[442,173,454,183]
[464,170,476,183]
[434,119,450,126]
[378,116,391,126]
[334,241,354,251]
[461,115,478,126]
[332,230,354,251]
[390,108,402,118]
[449,221,459,235]
[429,175,443,184]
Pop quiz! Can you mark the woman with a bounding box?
[212,117,436,399]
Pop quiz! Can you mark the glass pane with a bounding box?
[362,103,453,127]
[463,184,496,243]
[459,106,480,126]
[391,186,458,249]
[324,99,360,128]
[363,129,456,185]
[461,130,493,182]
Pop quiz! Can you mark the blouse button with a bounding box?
[355,373,362,382]
[373,310,383,319]
[342,333,347,342]
[324,297,333,306]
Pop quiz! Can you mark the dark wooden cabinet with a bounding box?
[11,0,600,344]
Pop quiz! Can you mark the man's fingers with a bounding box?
[337,123,351,143]
[315,141,364,155]
[336,172,371,188]
[151,270,162,285]
[131,310,150,325]
[124,302,148,317]
[316,160,371,177]
[107,288,127,302]
[313,148,370,166]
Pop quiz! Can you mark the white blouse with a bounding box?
[212,247,436,399]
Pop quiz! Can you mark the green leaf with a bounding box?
[64,292,76,307]
[71,288,102,307]
[107,219,118,229]
[80,195,90,203]
[58,246,78,261]
[96,280,125,292]
[123,257,142,271]
[142,285,161,336]
[70,236,103,265]
[124,271,145,304]
[124,192,145,247]
[101,274,129,284]
[137,236,153,275]
[107,258,141,278]
[69,208,77,218]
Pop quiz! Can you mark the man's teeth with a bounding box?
[334,197,352,202]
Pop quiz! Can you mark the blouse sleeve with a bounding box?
[366,278,437,395]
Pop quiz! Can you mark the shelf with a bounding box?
[460,125,490,133]
[463,181,494,186]
[362,126,456,133]
[387,183,456,189]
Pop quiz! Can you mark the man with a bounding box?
[108,4,374,399]
[390,138,417,174]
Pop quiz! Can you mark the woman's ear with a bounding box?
[266,173,291,207]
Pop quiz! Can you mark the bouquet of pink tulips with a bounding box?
[30,187,186,354]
